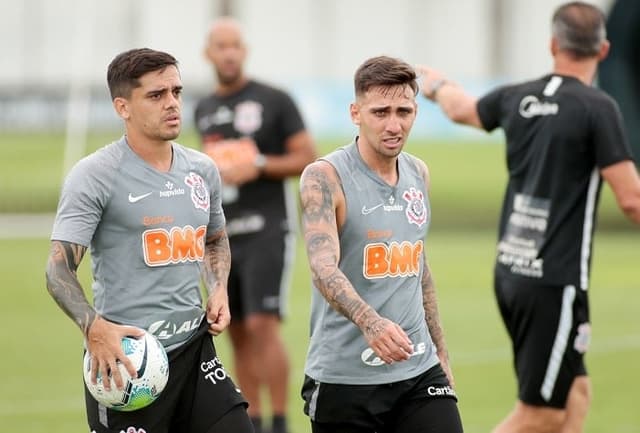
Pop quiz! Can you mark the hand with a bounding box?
[204,137,262,186]
[205,286,231,336]
[85,317,145,391]
[361,316,414,365]
[415,65,446,101]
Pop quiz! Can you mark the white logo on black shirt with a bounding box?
[519,95,558,118]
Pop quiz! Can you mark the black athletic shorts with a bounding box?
[301,364,463,433]
[228,230,294,320]
[86,321,249,433]
[494,278,590,408]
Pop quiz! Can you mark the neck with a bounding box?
[355,139,399,186]
[552,53,599,85]
[125,132,173,172]
[216,76,249,97]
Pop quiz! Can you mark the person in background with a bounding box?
[298,55,463,433]
[45,48,253,433]
[194,17,317,433]
[417,2,640,432]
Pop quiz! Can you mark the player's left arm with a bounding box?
[413,156,456,387]
[201,229,231,335]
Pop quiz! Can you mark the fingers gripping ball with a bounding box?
[83,332,169,411]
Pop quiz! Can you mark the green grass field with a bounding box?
[1,132,638,432]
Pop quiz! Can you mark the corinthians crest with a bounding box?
[233,100,263,135]
[184,172,210,212]
[402,187,427,227]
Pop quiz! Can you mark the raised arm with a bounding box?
[200,229,232,335]
[299,161,412,364]
[416,65,483,129]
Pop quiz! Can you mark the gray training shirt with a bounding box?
[304,141,441,385]
[51,137,225,351]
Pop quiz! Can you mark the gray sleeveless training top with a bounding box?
[51,137,225,351]
[304,141,441,384]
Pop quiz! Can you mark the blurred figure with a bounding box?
[418,2,640,432]
[45,48,253,433]
[194,17,317,433]
[299,55,463,433]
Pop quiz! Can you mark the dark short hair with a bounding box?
[107,48,179,100]
[552,1,606,59]
[354,56,418,98]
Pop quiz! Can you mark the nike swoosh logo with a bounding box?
[128,192,153,203]
[136,337,148,378]
[361,203,383,215]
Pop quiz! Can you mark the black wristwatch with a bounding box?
[254,153,267,171]
[427,79,448,100]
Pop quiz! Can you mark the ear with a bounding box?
[113,97,130,120]
[550,36,559,56]
[350,102,360,126]
[203,43,214,63]
[598,40,610,61]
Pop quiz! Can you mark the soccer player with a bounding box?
[45,48,253,433]
[298,55,463,433]
[417,2,640,432]
[193,17,317,433]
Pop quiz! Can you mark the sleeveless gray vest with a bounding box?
[304,141,441,384]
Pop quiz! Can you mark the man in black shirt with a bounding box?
[417,2,640,432]
[194,17,317,433]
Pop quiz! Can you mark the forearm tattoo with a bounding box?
[422,259,449,360]
[45,241,96,335]
[301,165,381,334]
[201,231,231,295]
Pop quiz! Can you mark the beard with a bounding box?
[216,66,242,86]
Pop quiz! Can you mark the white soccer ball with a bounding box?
[83,331,169,411]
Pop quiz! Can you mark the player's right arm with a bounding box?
[46,240,142,390]
[299,161,412,364]
[46,240,95,333]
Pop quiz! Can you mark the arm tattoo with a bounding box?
[422,257,449,360]
[313,267,382,336]
[201,230,231,295]
[300,167,339,225]
[45,241,96,335]
[301,164,382,335]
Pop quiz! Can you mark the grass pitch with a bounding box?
[0,133,638,432]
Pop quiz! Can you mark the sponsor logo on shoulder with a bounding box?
[519,95,559,118]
